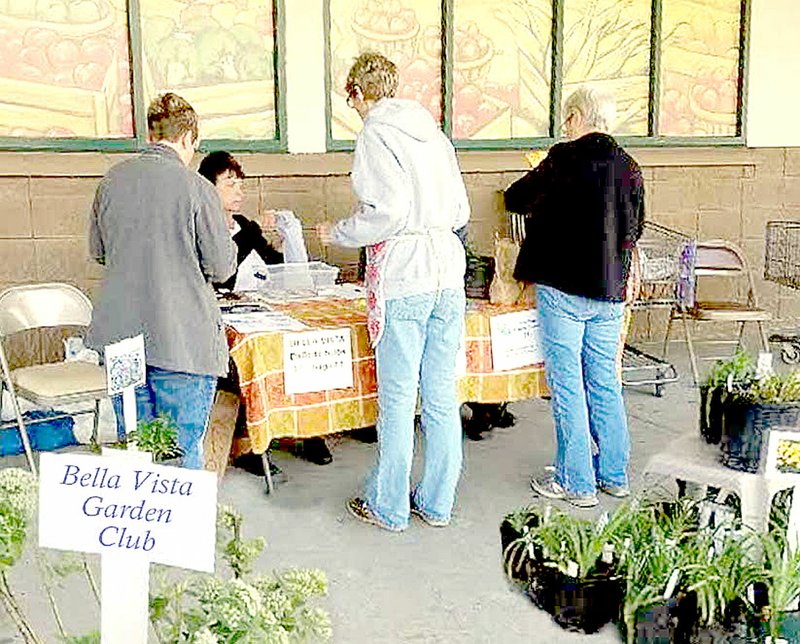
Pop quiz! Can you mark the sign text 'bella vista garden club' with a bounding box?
[39,452,217,572]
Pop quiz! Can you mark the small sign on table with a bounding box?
[488,309,544,372]
[283,328,354,394]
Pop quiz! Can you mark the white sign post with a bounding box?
[488,309,544,372]
[39,335,215,643]
[38,452,217,643]
[283,328,354,394]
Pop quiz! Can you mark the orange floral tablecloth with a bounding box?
[226,298,547,454]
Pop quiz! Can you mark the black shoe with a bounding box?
[463,418,489,441]
[300,438,333,465]
[350,426,378,443]
[490,404,516,428]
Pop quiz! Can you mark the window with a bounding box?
[0,0,284,151]
[326,0,748,149]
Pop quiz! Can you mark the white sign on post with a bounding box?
[39,452,217,643]
[283,328,354,394]
[105,335,146,396]
[488,309,544,372]
[104,334,146,439]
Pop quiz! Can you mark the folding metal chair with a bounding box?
[0,284,107,474]
[663,240,771,386]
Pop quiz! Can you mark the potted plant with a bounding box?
[616,498,702,644]
[700,350,755,445]
[520,503,639,634]
[125,414,182,464]
[722,371,800,472]
[500,505,542,582]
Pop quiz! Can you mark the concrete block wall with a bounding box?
[0,147,797,363]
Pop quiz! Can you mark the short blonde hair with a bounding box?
[563,86,617,133]
[147,93,198,143]
[345,52,398,101]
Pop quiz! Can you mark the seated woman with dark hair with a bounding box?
[198,151,286,291]
[200,151,332,467]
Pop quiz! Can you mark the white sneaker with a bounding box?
[530,474,599,508]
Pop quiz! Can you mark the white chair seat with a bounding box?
[12,361,107,406]
[691,301,772,322]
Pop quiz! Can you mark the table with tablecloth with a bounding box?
[225,298,548,455]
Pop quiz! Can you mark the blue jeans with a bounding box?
[364,289,465,530]
[112,366,216,470]
[536,284,630,496]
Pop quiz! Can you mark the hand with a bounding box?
[317,222,334,246]
[260,209,277,232]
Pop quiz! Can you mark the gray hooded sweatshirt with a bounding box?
[331,98,470,300]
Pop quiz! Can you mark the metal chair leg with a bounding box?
[261,449,274,495]
[757,321,770,352]
[91,399,101,446]
[0,347,36,475]
[681,312,701,387]
[736,321,746,351]
[662,308,675,360]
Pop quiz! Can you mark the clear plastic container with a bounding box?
[260,261,340,290]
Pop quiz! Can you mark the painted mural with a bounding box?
[660,0,740,137]
[141,0,276,141]
[562,0,650,135]
[0,0,132,138]
[329,0,741,141]
[329,0,442,141]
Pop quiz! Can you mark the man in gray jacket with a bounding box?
[87,93,236,469]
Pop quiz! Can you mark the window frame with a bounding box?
[0,0,287,153]
[326,0,751,151]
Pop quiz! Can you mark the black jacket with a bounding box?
[215,214,283,291]
[504,133,645,302]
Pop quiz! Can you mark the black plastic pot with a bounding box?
[465,255,495,299]
[527,564,623,634]
[500,516,541,582]
[700,386,726,445]
[632,590,698,644]
[721,399,800,472]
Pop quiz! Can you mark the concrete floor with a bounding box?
[0,344,720,642]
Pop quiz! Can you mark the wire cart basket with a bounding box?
[765,220,800,363]
[622,222,696,396]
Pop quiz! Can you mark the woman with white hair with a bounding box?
[504,86,645,508]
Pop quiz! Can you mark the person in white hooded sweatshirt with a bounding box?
[319,52,470,532]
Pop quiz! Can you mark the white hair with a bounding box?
[563,86,617,133]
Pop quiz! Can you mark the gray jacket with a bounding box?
[86,144,236,376]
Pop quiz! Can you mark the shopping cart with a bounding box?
[765,220,800,364]
[622,222,695,396]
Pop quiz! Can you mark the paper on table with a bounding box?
[223,311,309,334]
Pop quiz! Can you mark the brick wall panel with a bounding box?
[0,178,32,238]
[30,178,96,237]
[0,240,36,282]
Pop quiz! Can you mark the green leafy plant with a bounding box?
[126,414,182,462]
[703,349,756,390]
[741,371,800,404]
[150,504,332,643]
[0,468,40,643]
